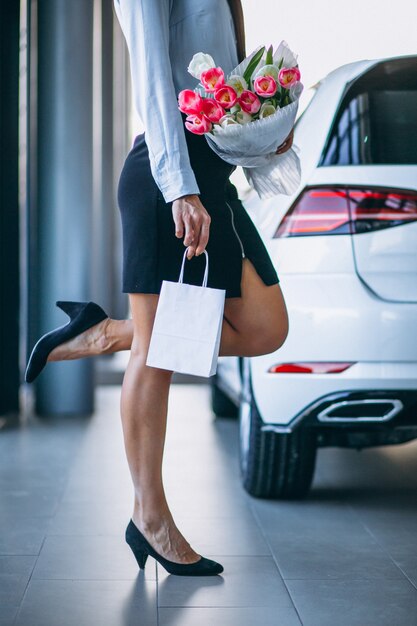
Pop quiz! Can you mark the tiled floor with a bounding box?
[1,384,417,626]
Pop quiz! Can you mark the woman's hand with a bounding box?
[276,128,294,155]
[172,194,211,260]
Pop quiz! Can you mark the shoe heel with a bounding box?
[127,541,149,569]
[56,301,87,319]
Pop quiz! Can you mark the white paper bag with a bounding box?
[146,249,226,377]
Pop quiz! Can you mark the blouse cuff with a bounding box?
[158,173,200,204]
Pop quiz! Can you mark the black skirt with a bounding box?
[116,123,280,298]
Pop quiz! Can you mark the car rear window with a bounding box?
[320,58,417,166]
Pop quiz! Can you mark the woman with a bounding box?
[26,0,292,576]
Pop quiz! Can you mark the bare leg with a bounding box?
[121,293,201,564]
[49,259,288,361]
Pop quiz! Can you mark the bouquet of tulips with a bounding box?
[178,41,303,198]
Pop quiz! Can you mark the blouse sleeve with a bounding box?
[114,0,200,203]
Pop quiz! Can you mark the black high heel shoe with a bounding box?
[25,301,108,383]
[125,519,224,576]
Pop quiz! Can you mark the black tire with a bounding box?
[211,377,239,418]
[239,362,317,499]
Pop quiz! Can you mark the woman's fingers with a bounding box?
[195,215,211,256]
[173,211,184,238]
[172,194,211,260]
[184,213,198,259]
[182,214,195,246]
[276,128,294,154]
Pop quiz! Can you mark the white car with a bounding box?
[212,55,417,499]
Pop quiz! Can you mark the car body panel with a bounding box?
[252,362,417,427]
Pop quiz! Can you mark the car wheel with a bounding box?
[239,361,317,499]
[211,377,239,418]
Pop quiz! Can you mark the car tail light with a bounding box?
[349,189,417,233]
[268,362,355,374]
[273,187,417,237]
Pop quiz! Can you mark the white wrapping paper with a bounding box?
[204,43,303,199]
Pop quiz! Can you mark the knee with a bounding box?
[250,321,289,356]
[271,324,289,352]
[129,340,174,378]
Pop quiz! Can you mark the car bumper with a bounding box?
[259,386,417,443]
[250,361,417,428]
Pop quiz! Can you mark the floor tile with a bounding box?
[0,517,47,556]
[252,500,405,580]
[269,531,404,581]
[286,578,417,626]
[0,605,19,626]
[47,498,132,536]
[0,556,36,617]
[159,606,302,626]
[15,579,157,626]
[0,488,61,520]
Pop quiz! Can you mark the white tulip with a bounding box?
[236,110,252,125]
[255,64,279,81]
[259,101,276,119]
[219,115,239,128]
[187,52,216,80]
[226,75,248,96]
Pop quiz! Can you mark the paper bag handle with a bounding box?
[178,248,209,287]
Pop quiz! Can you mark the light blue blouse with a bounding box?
[113,0,239,203]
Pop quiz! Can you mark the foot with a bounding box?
[131,513,201,565]
[47,317,112,361]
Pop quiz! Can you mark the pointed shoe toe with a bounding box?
[24,300,108,383]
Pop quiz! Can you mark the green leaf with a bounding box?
[243,46,265,85]
[265,45,273,66]
[282,90,290,107]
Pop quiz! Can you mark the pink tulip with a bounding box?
[253,75,278,97]
[278,67,301,88]
[200,67,225,93]
[201,98,224,123]
[214,85,238,109]
[185,114,212,135]
[238,90,261,114]
[178,89,204,115]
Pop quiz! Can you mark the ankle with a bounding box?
[101,318,130,354]
[96,317,114,354]
[133,500,172,529]
[133,511,172,533]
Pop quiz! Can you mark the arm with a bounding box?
[114,0,200,203]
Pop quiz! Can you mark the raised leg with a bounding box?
[49,259,288,361]
[220,257,289,356]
